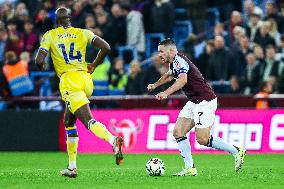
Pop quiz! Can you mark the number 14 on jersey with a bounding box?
[58,42,82,64]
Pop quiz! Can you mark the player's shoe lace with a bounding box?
[234,146,246,172]
[60,168,77,178]
[172,167,198,176]
[112,136,124,165]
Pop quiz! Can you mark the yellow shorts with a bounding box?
[59,71,94,114]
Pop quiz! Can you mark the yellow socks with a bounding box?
[66,125,79,170]
[88,119,115,145]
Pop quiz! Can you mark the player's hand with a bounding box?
[147,84,156,92]
[87,64,96,74]
[155,91,168,100]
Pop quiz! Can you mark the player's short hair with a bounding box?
[158,38,176,47]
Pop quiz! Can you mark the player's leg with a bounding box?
[173,117,195,169]
[194,98,246,171]
[172,101,197,176]
[60,105,78,178]
[195,126,246,171]
[74,103,123,165]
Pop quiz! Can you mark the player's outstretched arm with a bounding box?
[147,71,173,92]
[155,73,187,100]
[87,36,111,73]
[35,50,48,71]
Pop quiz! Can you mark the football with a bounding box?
[145,158,165,176]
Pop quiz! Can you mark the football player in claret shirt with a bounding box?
[148,38,246,176]
[35,7,123,178]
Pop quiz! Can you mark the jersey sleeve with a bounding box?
[39,31,51,53]
[83,29,97,44]
[176,59,189,75]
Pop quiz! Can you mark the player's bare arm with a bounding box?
[87,36,111,73]
[35,50,48,71]
[155,73,187,100]
[147,70,173,92]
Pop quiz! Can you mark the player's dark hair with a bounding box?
[55,7,71,27]
[158,38,176,47]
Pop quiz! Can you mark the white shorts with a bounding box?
[178,98,217,128]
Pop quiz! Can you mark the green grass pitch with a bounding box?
[0,153,283,189]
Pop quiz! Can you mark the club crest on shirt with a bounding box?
[175,62,181,69]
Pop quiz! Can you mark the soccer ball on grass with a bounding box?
[145,158,165,176]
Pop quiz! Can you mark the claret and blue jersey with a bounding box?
[169,53,216,103]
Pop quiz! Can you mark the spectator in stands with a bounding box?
[213,23,229,46]
[96,11,115,48]
[0,2,14,24]
[0,20,5,30]
[183,33,197,62]
[278,66,284,93]
[20,21,38,53]
[276,35,284,73]
[42,0,56,21]
[110,3,126,47]
[84,14,97,32]
[0,28,8,64]
[5,20,22,56]
[2,51,34,97]
[229,76,241,94]
[231,26,245,48]
[17,51,30,69]
[125,60,144,95]
[245,9,262,41]
[278,34,284,55]
[243,0,263,23]
[267,18,281,45]
[253,44,265,63]
[20,51,37,72]
[84,14,102,62]
[143,0,175,38]
[108,57,128,94]
[92,3,105,16]
[255,81,274,109]
[14,2,29,32]
[35,9,54,34]
[120,3,145,60]
[239,53,261,95]
[264,1,280,26]
[208,36,232,82]
[71,1,87,28]
[95,0,111,12]
[231,35,252,77]
[254,21,276,49]
[143,53,173,94]
[260,45,280,83]
[229,11,243,43]
[277,4,284,34]
[196,40,214,80]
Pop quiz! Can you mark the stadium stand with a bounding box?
[1,0,284,110]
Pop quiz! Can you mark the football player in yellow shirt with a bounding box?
[35,7,123,178]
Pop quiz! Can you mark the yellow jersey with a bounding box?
[39,26,97,77]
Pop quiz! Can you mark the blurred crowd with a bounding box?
[0,0,284,106]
